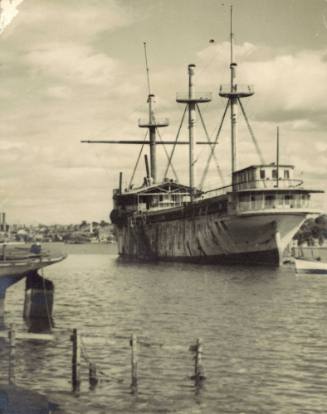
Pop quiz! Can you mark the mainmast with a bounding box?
[177,64,211,199]
[138,42,169,184]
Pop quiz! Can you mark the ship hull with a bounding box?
[114,209,310,266]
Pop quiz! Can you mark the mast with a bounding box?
[138,42,169,184]
[177,65,211,200]
[219,6,254,187]
[230,5,237,177]
[188,64,196,193]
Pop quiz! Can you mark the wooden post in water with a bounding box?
[23,271,54,322]
[192,338,205,385]
[89,362,98,389]
[71,329,81,392]
[8,324,16,385]
[130,334,138,390]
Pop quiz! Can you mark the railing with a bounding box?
[138,117,169,127]
[237,197,311,213]
[234,179,303,190]
[219,84,254,96]
[176,92,212,102]
[201,184,233,199]
[136,192,192,212]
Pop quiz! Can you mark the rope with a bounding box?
[196,104,225,187]
[157,129,179,182]
[163,105,187,180]
[237,97,265,164]
[200,99,230,189]
[128,130,148,188]
[80,335,115,382]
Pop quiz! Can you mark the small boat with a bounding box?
[0,243,66,314]
[295,258,327,274]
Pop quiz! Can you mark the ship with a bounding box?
[83,10,322,266]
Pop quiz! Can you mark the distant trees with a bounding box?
[294,215,327,246]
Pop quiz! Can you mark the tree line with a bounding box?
[294,215,327,246]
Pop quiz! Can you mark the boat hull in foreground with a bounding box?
[295,258,327,274]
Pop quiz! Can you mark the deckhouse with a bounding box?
[232,164,321,213]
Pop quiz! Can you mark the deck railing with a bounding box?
[219,84,254,96]
[233,179,303,190]
[201,179,303,199]
[176,92,212,102]
[237,197,310,212]
[138,117,169,127]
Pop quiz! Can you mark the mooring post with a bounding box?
[71,329,81,392]
[8,324,16,385]
[130,334,138,390]
[23,271,54,322]
[192,337,205,385]
[89,362,98,389]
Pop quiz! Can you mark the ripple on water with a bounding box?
[0,250,326,413]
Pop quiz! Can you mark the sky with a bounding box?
[0,0,327,224]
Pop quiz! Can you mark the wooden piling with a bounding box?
[23,272,54,321]
[71,329,81,392]
[89,362,98,389]
[192,337,206,384]
[130,334,138,390]
[8,324,16,385]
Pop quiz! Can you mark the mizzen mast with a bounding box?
[138,42,169,183]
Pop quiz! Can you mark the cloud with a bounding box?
[0,0,23,34]
[196,42,327,127]
[26,42,120,86]
[17,0,134,41]
[1,2,327,223]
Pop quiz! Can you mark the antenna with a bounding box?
[143,42,152,96]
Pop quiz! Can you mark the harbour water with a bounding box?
[0,244,327,413]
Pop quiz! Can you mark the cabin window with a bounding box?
[284,170,290,179]
[260,169,265,179]
[285,194,293,205]
[250,195,256,209]
[265,195,275,207]
[239,194,249,202]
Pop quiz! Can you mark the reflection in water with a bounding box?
[0,246,326,413]
[25,317,53,334]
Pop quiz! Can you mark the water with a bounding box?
[1,244,327,413]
